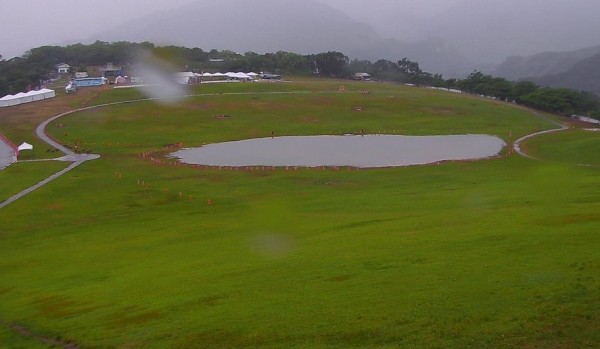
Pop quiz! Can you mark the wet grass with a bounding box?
[523,129,600,166]
[0,161,69,203]
[0,79,598,348]
[0,326,51,349]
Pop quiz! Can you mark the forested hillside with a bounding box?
[1,41,598,117]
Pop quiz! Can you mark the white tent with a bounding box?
[236,72,254,80]
[175,77,191,84]
[174,72,197,84]
[0,94,17,107]
[28,90,45,101]
[18,142,33,151]
[40,89,56,99]
[15,92,33,103]
[0,89,56,108]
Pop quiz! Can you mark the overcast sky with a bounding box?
[0,0,197,58]
[0,0,466,59]
[1,0,599,64]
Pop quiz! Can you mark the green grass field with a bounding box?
[525,129,600,167]
[0,79,598,348]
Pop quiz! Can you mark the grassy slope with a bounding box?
[0,326,50,349]
[0,79,598,348]
[0,162,69,203]
[523,129,600,167]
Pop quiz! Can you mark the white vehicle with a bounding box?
[65,83,77,94]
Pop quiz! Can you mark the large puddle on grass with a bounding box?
[169,134,506,168]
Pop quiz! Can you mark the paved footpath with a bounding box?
[512,109,568,160]
[0,107,100,209]
[0,91,571,209]
[0,91,320,208]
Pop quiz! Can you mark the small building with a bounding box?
[75,72,89,78]
[56,63,71,74]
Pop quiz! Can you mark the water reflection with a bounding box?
[169,134,505,168]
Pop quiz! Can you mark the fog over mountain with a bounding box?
[494,46,600,81]
[324,0,600,65]
[93,0,473,76]
[528,53,600,96]
[1,0,599,77]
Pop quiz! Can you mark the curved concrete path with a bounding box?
[0,108,101,208]
[512,109,568,160]
[0,90,572,209]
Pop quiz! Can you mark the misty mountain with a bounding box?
[527,53,600,96]
[318,0,463,41]
[93,0,473,77]
[493,45,600,81]
[400,0,600,64]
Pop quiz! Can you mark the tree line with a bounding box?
[1,41,598,117]
[452,71,599,117]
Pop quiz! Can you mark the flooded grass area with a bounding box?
[0,79,598,348]
[170,134,506,168]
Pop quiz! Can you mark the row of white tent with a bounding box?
[0,89,56,107]
[174,72,259,84]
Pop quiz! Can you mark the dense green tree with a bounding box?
[513,81,539,102]
[310,51,348,77]
[522,88,572,113]
[489,78,514,101]
[370,59,402,81]
[2,41,598,118]
[397,57,421,75]
[347,59,373,75]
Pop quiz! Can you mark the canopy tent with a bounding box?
[175,72,257,84]
[0,89,56,108]
[175,72,196,78]
[15,92,33,104]
[174,76,192,84]
[0,94,20,107]
[174,72,201,84]
[18,142,33,151]
[224,72,254,80]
